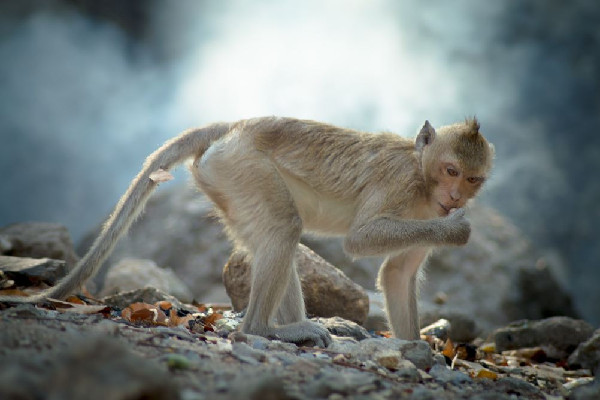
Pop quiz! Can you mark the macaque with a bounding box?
[0,117,494,346]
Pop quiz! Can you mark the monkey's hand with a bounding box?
[442,208,471,245]
[265,321,332,348]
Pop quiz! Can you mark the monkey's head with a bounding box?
[416,118,494,216]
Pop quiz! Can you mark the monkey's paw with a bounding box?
[266,320,332,348]
[445,208,471,245]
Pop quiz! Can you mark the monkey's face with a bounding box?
[429,160,486,216]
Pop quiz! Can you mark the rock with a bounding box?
[568,380,600,400]
[101,287,197,313]
[503,261,579,320]
[569,329,600,375]
[428,364,472,384]
[100,258,193,302]
[0,222,79,266]
[356,338,433,371]
[490,377,544,399]
[420,312,479,343]
[363,290,388,332]
[78,186,232,303]
[223,244,369,325]
[0,255,68,286]
[314,316,371,341]
[420,318,451,341]
[0,335,178,400]
[494,317,595,359]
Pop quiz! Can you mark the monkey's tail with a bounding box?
[1,122,231,303]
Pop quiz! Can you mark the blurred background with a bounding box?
[1,0,599,324]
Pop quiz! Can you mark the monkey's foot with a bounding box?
[247,321,332,348]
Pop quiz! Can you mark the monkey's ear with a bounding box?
[416,120,436,152]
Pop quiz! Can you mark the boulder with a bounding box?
[0,256,68,286]
[222,244,369,325]
[100,258,193,303]
[494,317,594,359]
[0,223,79,266]
[568,329,600,375]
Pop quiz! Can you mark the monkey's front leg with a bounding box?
[377,248,430,340]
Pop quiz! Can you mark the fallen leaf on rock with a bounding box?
[122,302,168,326]
[65,295,86,305]
[168,308,195,327]
[156,301,173,312]
[442,338,456,359]
[476,369,498,380]
[202,312,223,331]
[376,331,392,338]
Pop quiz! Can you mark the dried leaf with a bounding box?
[377,331,392,338]
[476,369,499,380]
[442,338,456,359]
[65,295,86,305]
[203,312,223,330]
[122,302,168,326]
[149,168,174,183]
[156,301,173,311]
[168,308,195,327]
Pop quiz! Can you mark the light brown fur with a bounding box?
[0,116,494,345]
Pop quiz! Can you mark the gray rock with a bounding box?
[101,258,193,302]
[492,377,544,399]
[0,335,178,400]
[355,338,433,371]
[398,340,434,371]
[102,286,197,313]
[428,364,472,384]
[0,255,68,286]
[223,244,369,324]
[314,316,371,340]
[568,380,600,400]
[0,222,79,266]
[420,312,479,343]
[569,329,600,375]
[494,317,595,359]
[420,318,451,341]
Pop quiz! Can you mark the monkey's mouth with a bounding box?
[438,203,451,215]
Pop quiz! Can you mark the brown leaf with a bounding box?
[65,295,86,305]
[122,302,168,326]
[442,338,456,359]
[156,301,173,312]
[203,312,223,330]
[168,309,195,327]
[476,369,498,380]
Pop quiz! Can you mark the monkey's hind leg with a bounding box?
[194,150,330,347]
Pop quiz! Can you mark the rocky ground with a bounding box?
[0,290,598,400]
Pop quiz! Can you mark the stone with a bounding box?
[494,317,595,359]
[420,312,479,343]
[420,318,451,341]
[0,335,178,400]
[223,244,369,324]
[314,316,371,341]
[101,286,197,313]
[428,364,472,385]
[0,255,68,286]
[0,223,79,266]
[569,329,600,375]
[398,340,434,371]
[100,258,193,302]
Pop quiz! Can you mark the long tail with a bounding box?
[1,122,231,303]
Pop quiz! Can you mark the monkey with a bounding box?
[0,116,494,346]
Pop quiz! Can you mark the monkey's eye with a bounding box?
[446,167,459,177]
[467,177,482,184]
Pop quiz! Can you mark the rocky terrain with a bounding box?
[1,186,599,399]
